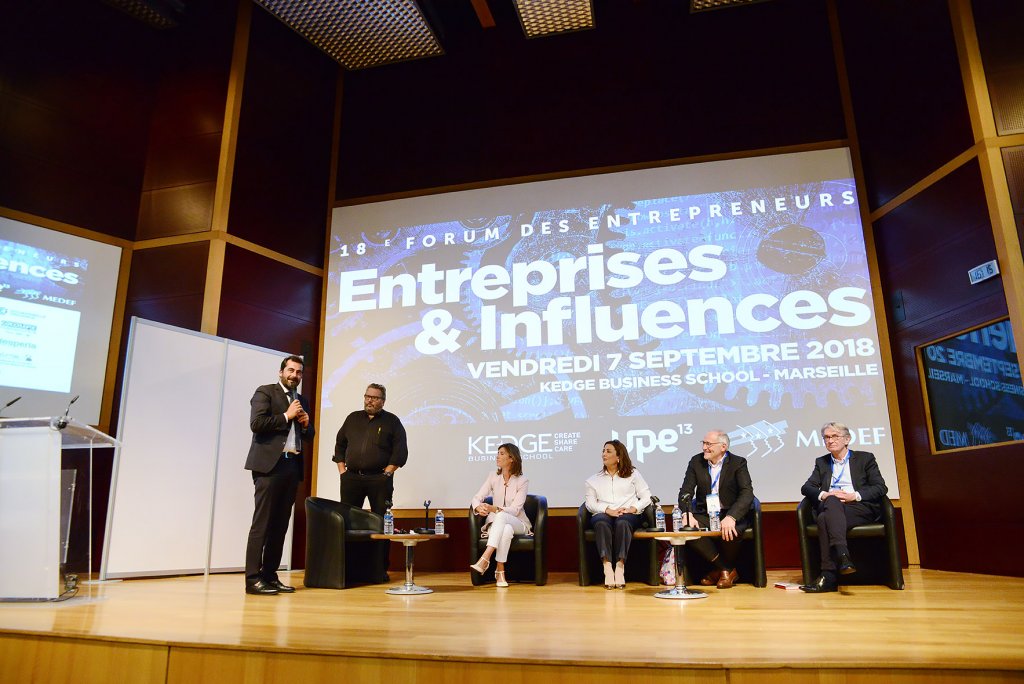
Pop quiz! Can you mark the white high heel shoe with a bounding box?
[470,557,490,574]
[495,570,509,588]
[614,564,626,589]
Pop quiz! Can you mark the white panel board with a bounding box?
[103,319,294,579]
[103,321,224,577]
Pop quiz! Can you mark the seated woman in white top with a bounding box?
[584,439,652,589]
[469,442,532,588]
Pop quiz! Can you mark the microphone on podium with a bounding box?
[679,492,696,530]
[419,500,432,534]
[52,395,80,430]
[0,396,21,418]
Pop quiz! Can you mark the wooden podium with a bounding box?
[0,417,119,601]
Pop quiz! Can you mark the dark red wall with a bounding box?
[0,0,156,237]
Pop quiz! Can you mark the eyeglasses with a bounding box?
[364,395,384,402]
[822,434,846,441]
[701,441,725,447]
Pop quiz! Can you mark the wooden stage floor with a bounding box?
[2,569,1024,683]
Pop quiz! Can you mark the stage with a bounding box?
[2,569,1023,683]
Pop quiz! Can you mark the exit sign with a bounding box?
[968,260,1000,285]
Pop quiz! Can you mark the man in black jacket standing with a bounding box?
[243,355,314,596]
[800,421,888,593]
[333,383,408,515]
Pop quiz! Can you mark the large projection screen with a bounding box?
[319,148,898,508]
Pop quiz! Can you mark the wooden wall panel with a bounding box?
[0,0,156,238]
[227,6,336,267]
[972,0,1024,136]
[335,0,845,200]
[837,0,975,210]
[874,160,1004,329]
[136,1,236,240]
[873,161,1024,575]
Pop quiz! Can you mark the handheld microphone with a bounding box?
[53,395,79,430]
[0,396,21,418]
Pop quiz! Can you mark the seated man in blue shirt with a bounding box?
[799,421,888,593]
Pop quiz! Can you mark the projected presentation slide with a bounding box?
[0,296,81,392]
[319,149,898,507]
[0,217,121,424]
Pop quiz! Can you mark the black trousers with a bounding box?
[339,471,394,516]
[245,454,301,581]
[590,512,643,562]
[689,512,748,570]
[340,471,393,580]
[815,496,878,571]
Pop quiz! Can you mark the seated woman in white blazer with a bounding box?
[469,442,531,588]
[584,439,652,589]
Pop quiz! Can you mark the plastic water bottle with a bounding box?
[383,506,394,535]
[434,509,445,535]
[710,510,721,532]
[671,504,683,531]
[654,505,666,532]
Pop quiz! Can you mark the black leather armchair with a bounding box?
[681,496,767,588]
[468,494,548,586]
[303,497,388,589]
[796,496,904,590]
[576,503,659,586]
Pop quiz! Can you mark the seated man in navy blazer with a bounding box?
[800,421,888,593]
[677,429,755,589]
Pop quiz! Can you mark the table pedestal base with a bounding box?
[658,535,707,599]
[385,584,432,595]
[384,540,433,595]
[654,585,706,600]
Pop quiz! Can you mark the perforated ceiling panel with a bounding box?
[512,0,593,38]
[254,0,443,70]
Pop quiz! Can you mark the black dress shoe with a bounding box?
[799,575,838,593]
[245,579,279,595]
[837,552,857,575]
[266,579,295,593]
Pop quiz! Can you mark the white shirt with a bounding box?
[708,457,725,495]
[585,469,652,515]
[819,449,862,501]
[280,382,299,454]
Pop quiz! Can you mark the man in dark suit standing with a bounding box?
[799,421,888,593]
[243,355,314,596]
[677,429,755,589]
